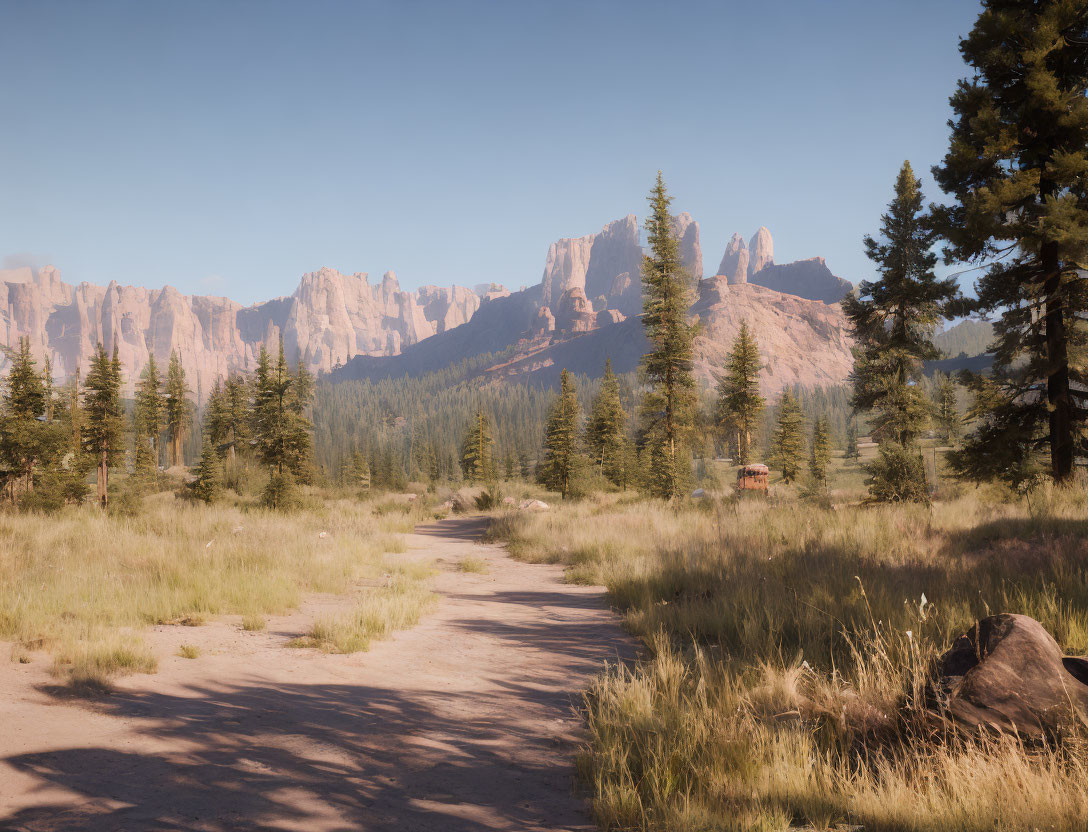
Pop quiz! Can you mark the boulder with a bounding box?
[929,613,1088,738]
[518,499,550,511]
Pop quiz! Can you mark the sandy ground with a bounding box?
[0,516,637,831]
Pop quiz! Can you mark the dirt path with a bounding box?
[0,516,636,831]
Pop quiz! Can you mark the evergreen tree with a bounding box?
[460,409,494,483]
[585,358,627,487]
[809,416,832,488]
[252,341,314,499]
[133,352,165,475]
[716,322,765,465]
[540,369,582,499]
[350,449,371,493]
[639,172,697,500]
[932,1,1088,482]
[845,416,859,463]
[844,162,956,448]
[164,350,192,467]
[0,338,52,497]
[82,343,125,507]
[769,390,805,484]
[503,450,516,481]
[934,372,961,444]
[189,438,223,503]
[222,374,251,461]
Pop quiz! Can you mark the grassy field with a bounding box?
[489,460,1088,831]
[0,486,441,690]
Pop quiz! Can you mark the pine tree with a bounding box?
[460,409,494,483]
[541,369,582,498]
[82,343,125,507]
[585,358,627,487]
[932,2,1088,483]
[0,338,50,497]
[769,390,805,484]
[809,416,832,488]
[164,350,192,467]
[222,374,250,461]
[716,322,765,465]
[133,352,165,475]
[350,448,371,493]
[844,162,957,448]
[639,172,697,500]
[934,373,961,444]
[503,451,516,481]
[189,437,223,503]
[252,341,314,497]
[845,416,859,463]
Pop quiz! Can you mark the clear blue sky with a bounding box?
[1,0,981,305]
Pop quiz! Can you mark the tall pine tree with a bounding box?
[769,390,805,484]
[716,322,765,465]
[460,409,494,483]
[585,358,627,487]
[82,343,125,507]
[639,172,697,500]
[844,162,957,448]
[932,1,1088,483]
[164,350,192,467]
[133,352,165,475]
[541,369,581,499]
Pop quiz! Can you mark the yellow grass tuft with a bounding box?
[457,555,489,574]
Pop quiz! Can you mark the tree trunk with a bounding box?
[98,450,108,508]
[1043,249,1074,481]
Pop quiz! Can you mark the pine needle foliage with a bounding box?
[808,416,832,488]
[769,390,805,484]
[164,350,192,467]
[932,1,1088,482]
[715,321,765,465]
[541,369,582,499]
[844,162,957,448]
[460,409,494,484]
[585,359,628,487]
[133,352,165,475]
[81,343,125,508]
[639,172,697,500]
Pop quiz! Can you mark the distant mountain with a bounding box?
[332,219,856,398]
[933,319,995,359]
[1,212,856,402]
[0,265,482,401]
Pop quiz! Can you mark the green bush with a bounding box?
[866,443,929,503]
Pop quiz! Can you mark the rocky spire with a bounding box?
[717,233,749,284]
[747,227,774,278]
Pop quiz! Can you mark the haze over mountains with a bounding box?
[0,213,857,401]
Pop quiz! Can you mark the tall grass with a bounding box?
[0,490,436,688]
[491,482,1088,831]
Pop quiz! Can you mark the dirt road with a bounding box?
[0,516,636,831]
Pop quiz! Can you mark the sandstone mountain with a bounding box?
[712,228,853,303]
[332,217,856,397]
[0,265,482,400]
[2,211,855,403]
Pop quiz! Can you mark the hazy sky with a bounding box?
[1,0,981,305]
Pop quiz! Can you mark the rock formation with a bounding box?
[0,265,481,401]
[748,226,774,278]
[539,215,643,310]
[748,257,853,304]
[670,212,703,279]
[717,233,749,284]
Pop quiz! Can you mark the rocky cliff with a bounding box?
[714,228,852,303]
[0,266,482,400]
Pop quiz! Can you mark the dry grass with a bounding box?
[296,564,437,654]
[458,555,489,574]
[0,488,439,690]
[491,477,1088,831]
[177,644,200,659]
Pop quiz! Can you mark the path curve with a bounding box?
[0,515,636,831]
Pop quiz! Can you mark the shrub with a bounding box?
[262,471,299,511]
[866,443,929,503]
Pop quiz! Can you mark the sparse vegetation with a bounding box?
[491,471,1088,831]
[458,555,489,574]
[177,644,200,659]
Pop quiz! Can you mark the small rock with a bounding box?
[318,531,328,539]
